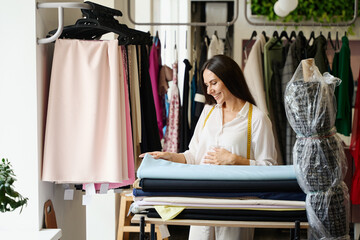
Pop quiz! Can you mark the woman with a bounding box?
[140,55,277,239]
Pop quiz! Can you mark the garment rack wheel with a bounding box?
[117,190,166,240]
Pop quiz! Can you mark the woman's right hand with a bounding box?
[139,152,186,164]
[139,151,173,160]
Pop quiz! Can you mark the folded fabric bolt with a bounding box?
[139,178,303,192]
[137,196,305,208]
[138,154,297,180]
[132,189,306,201]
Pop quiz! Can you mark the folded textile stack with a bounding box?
[284,59,350,239]
[131,154,307,222]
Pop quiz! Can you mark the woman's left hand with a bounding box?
[202,147,235,165]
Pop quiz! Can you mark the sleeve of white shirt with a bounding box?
[249,111,278,166]
[183,105,211,165]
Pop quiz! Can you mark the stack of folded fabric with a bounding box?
[131,154,307,222]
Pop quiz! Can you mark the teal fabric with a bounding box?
[137,154,297,180]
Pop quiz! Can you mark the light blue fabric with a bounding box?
[137,154,297,180]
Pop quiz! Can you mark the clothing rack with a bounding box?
[126,0,239,26]
[37,2,92,44]
[244,0,358,27]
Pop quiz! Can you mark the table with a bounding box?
[131,214,309,240]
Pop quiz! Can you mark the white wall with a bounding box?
[0,0,86,239]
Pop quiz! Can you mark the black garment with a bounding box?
[147,209,308,222]
[192,36,210,132]
[133,189,306,201]
[179,59,192,152]
[139,178,303,193]
[138,45,162,152]
[307,35,329,74]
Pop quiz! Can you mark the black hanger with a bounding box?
[269,30,288,50]
[214,30,218,39]
[243,30,257,51]
[273,31,279,39]
[289,31,297,41]
[327,32,336,51]
[335,31,340,50]
[48,1,152,45]
[262,31,269,41]
[307,31,315,45]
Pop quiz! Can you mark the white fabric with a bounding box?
[207,34,224,59]
[243,35,268,115]
[183,102,277,166]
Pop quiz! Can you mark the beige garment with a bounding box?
[128,45,142,171]
[243,34,268,115]
[189,226,254,240]
[42,39,128,183]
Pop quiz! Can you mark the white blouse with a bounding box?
[183,102,277,166]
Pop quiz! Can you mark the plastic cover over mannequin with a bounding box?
[284,58,350,239]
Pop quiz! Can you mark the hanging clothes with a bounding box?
[139,45,162,153]
[207,34,224,59]
[350,69,360,204]
[190,61,198,134]
[163,61,180,153]
[243,34,268,115]
[42,39,129,183]
[192,36,210,137]
[128,45,142,170]
[149,39,165,139]
[263,37,284,165]
[307,35,329,74]
[179,59,192,152]
[281,33,307,165]
[334,35,354,136]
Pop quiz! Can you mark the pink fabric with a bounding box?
[350,69,360,204]
[149,41,165,139]
[92,46,136,191]
[163,62,180,152]
[42,39,128,183]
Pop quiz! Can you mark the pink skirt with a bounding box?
[42,39,133,184]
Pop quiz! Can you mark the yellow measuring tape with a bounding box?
[202,103,253,160]
[247,104,253,160]
[203,105,216,128]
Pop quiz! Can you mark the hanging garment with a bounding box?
[281,33,308,165]
[263,37,284,165]
[163,61,180,152]
[42,39,129,183]
[243,34,268,115]
[307,35,329,74]
[350,69,360,204]
[148,40,165,139]
[334,35,354,136]
[190,61,198,134]
[192,37,209,135]
[128,45,142,170]
[207,34,224,59]
[139,45,162,153]
[179,59,192,152]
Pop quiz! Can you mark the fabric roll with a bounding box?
[137,154,297,181]
[43,39,128,183]
[293,135,346,192]
[306,185,349,238]
[133,189,306,201]
[139,178,302,193]
[147,211,307,222]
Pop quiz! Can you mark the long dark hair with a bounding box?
[200,55,256,106]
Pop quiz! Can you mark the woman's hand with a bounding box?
[139,151,172,160]
[139,152,186,164]
[203,147,249,165]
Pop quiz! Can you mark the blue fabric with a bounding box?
[138,154,297,180]
[133,189,306,201]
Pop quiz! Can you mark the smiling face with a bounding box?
[203,68,233,105]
